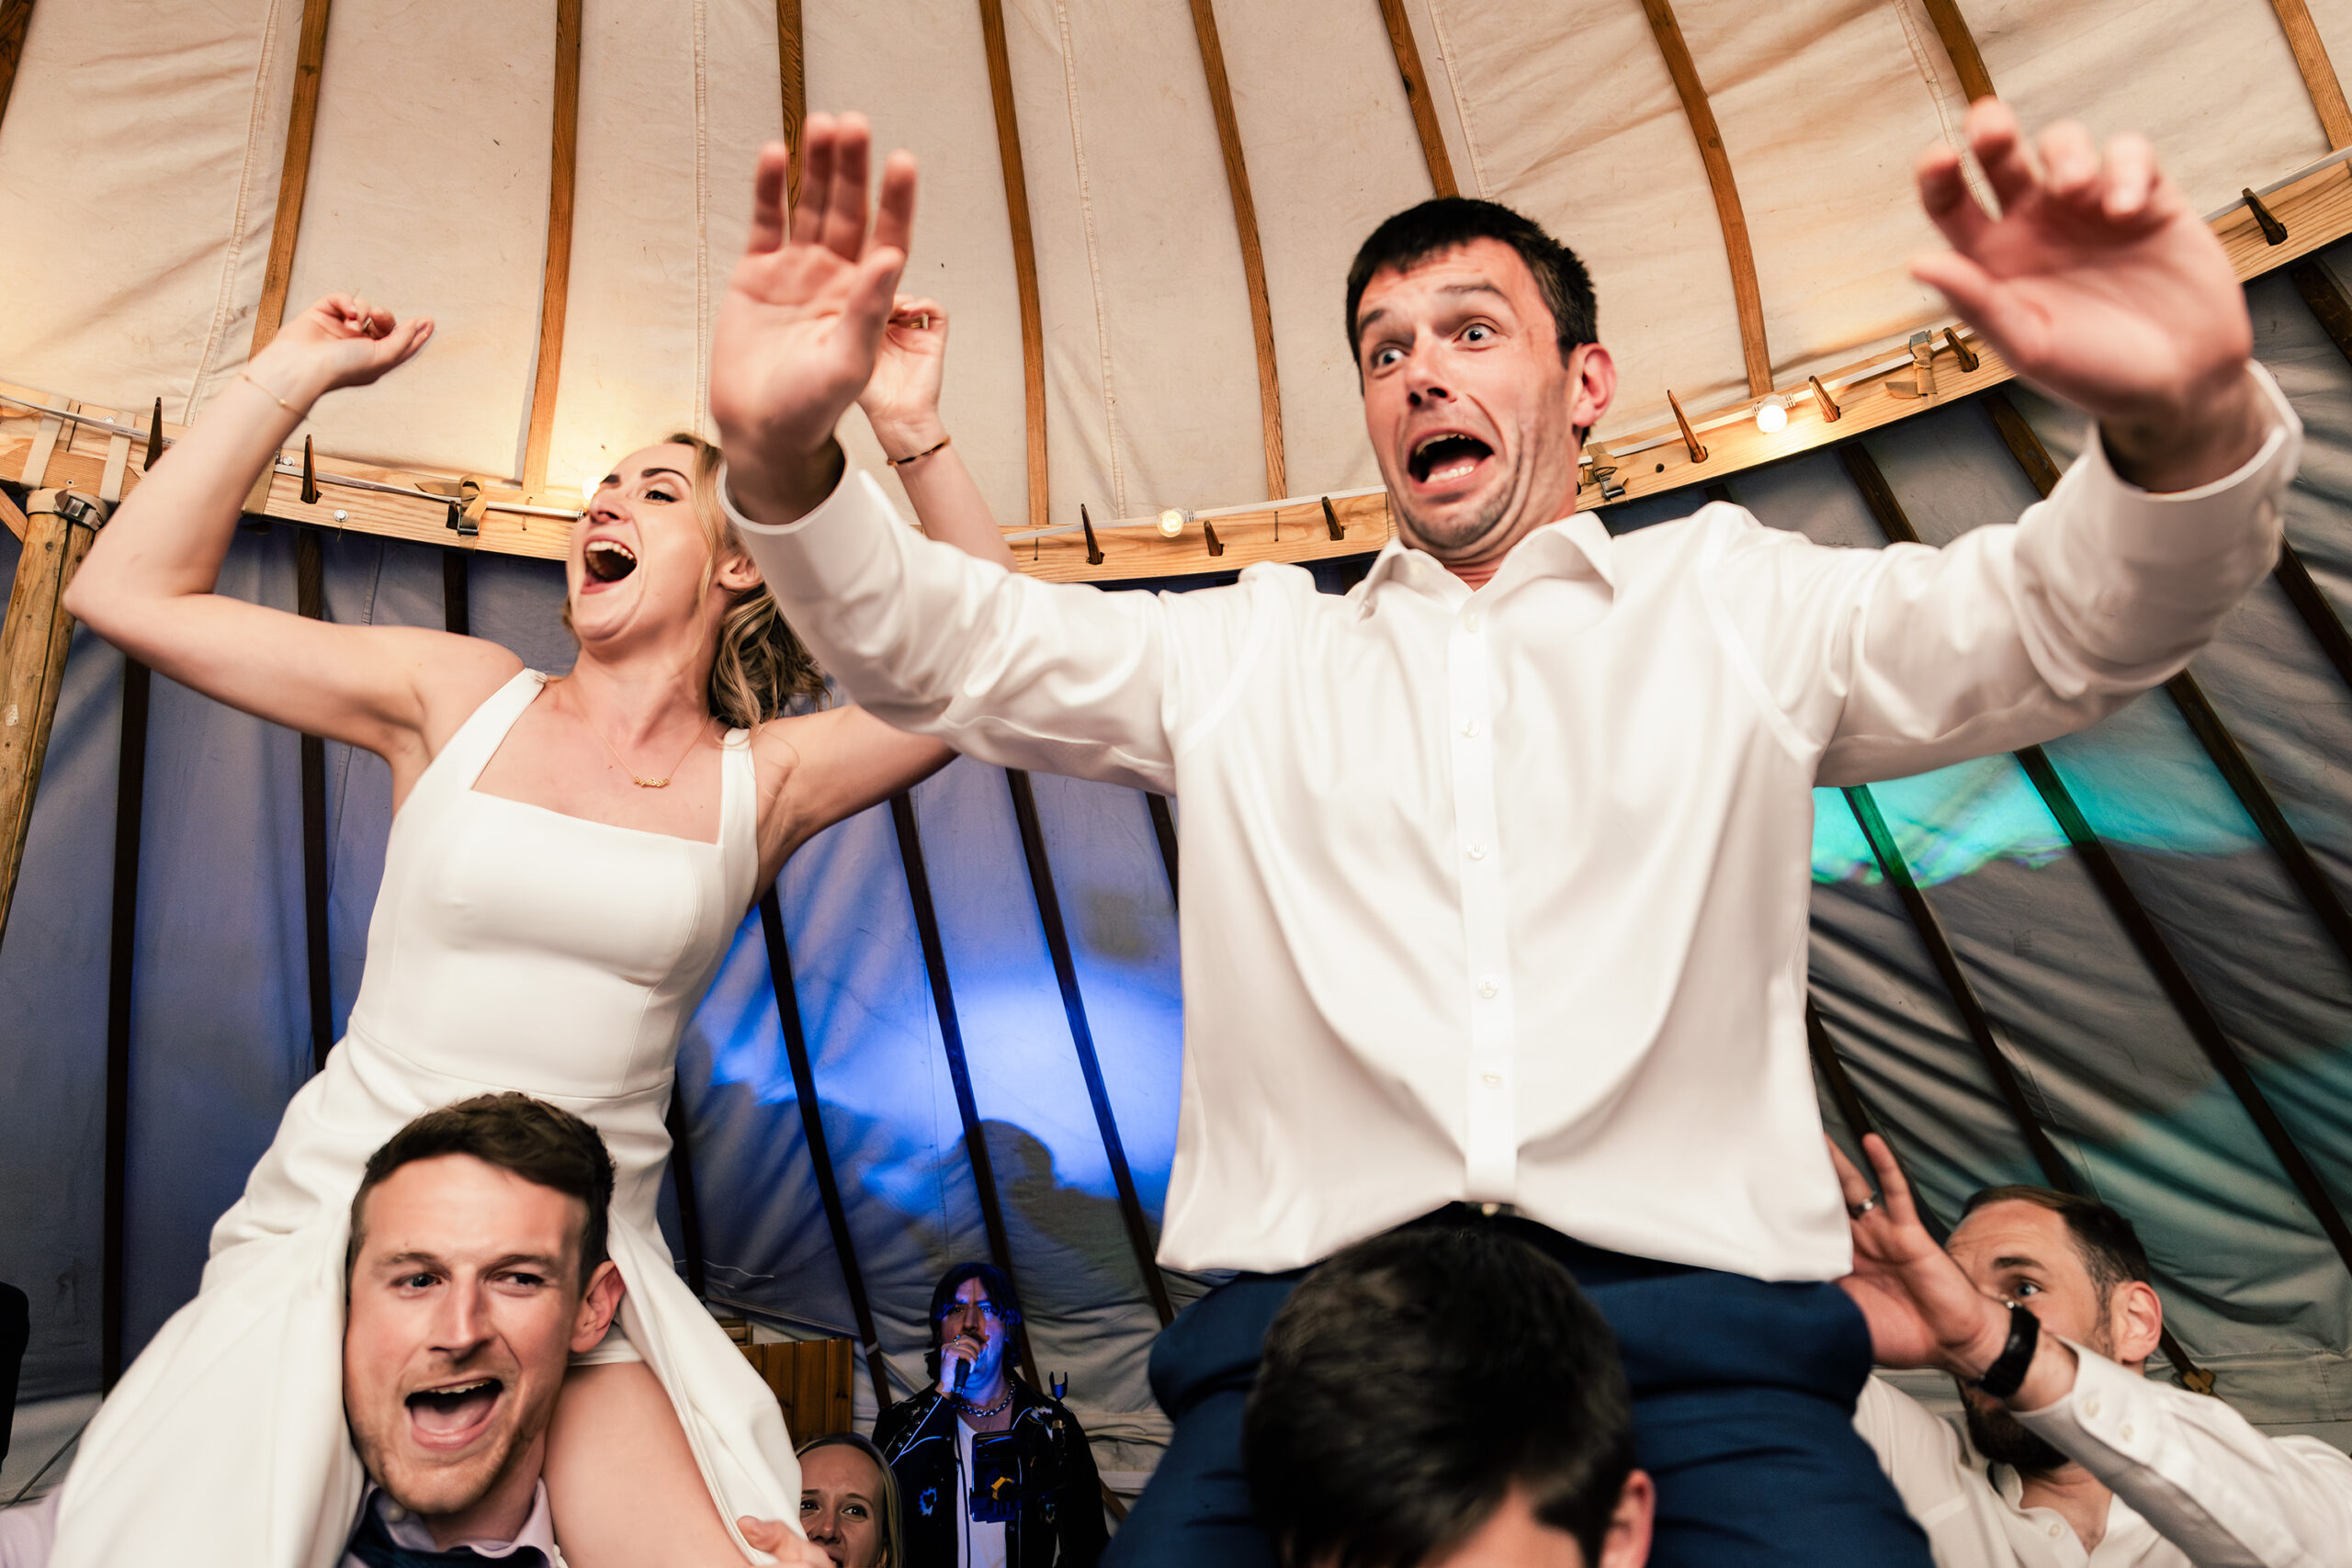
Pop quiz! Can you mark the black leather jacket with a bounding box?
[874,1382,1107,1568]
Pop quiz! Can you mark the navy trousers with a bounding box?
[1105,1210,1929,1568]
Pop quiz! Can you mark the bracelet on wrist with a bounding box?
[885,434,951,468]
[1971,1300,2041,1401]
[238,370,303,415]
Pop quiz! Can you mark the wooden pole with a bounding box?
[519,0,582,500]
[1185,0,1289,500]
[976,0,1052,536]
[2267,0,2352,150]
[251,0,335,359]
[1374,0,1459,198]
[0,488,103,949]
[1918,0,1995,103]
[1640,0,1771,398]
[0,0,35,131]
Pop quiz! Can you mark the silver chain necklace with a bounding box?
[956,1383,1013,1419]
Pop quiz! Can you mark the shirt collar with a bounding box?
[362,1479,559,1560]
[1356,509,1617,611]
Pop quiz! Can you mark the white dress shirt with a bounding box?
[734,368,2298,1280]
[1857,1352,2352,1566]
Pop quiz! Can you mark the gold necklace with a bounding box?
[582,711,707,789]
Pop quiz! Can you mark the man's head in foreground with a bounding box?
[1947,1186,2163,1471]
[1245,1224,1651,1568]
[343,1092,622,1546]
[1348,198,1616,580]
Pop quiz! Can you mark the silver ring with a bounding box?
[1848,1196,1881,1219]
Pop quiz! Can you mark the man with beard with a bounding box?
[708,96,2299,1566]
[1838,1134,2352,1565]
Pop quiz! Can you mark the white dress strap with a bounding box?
[405,668,546,809]
[717,727,761,911]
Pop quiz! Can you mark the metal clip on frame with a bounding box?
[1080,503,1104,567]
[2244,186,2288,246]
[1319,496,1345,541]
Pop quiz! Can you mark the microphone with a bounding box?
[954,1357,972,1393]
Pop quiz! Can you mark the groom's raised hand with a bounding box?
[711,112,918,521]
[1913,98,2267,492]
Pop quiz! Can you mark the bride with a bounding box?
[51,234,1013,1563]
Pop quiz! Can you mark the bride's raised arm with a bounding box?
[62,295,520,785]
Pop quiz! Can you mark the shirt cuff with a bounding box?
[718,457,863,537]
[2009,1338,2163,1468]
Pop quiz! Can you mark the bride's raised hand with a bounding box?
[712,112,917,521]
[247,292,435,410]
[857,295,951,458]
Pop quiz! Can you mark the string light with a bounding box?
[1158,508,1187,537]
[1754,394,1789,434]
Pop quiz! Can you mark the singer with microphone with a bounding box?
[874,1265,1106,1568]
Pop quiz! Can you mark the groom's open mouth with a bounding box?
[582,539,639,584]
[1405,430,1494,493]
[405,1377,505,1450]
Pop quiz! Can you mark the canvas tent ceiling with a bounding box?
[9,0,2352,1496]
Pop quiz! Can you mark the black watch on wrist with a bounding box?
[1972,1300,2041,1401]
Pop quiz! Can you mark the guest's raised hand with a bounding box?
[247,292,435,409]
[1831,1134,2009,1375]
[712,113,918,522]
[1911,98,2265,491]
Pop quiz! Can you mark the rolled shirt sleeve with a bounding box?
[2014,1343,2352,1566]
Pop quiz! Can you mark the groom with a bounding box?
[706,101,2296,1565]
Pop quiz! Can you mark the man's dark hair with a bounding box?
[1245,1224,1634,1568]
[1962,1186,2153,1305]
[923,1261,1024,1382]
[345,1092,615,1286]
[1345,197,1598,367]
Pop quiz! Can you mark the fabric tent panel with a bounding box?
[1684,0,1958,388]
[120,532,317,1359]
[0,0,294,418]
[1003,0,1275,518]
[1215,0,1433,500]
[1966,0,2332,214]
[906,757,1163,1416]
[741,799,996,1386]
[806,0,1034,534]
[1021,773,1184,1222]
[0,576,121,1403]
[282,0,558,478]
[1388,0,1485,201]
[1428,0,1750,439]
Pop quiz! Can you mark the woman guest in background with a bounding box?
[47,278,1013,1568]
[797,1433,906,1568]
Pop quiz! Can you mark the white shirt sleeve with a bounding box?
[729,466,1272,794]
[1706,363,2301,787]
[2013,1343,2352,1567]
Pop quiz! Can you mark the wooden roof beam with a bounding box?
[251,0,334,358]
[0,0,34,131]
[1186,0,1288,500]
[1919,0,1995,103]
[1375,0,1459,198]
[1640,0,1771,398]
[775,0,805,208]
[519,0,582,501]
[2267,0,2352,151]
[977,0,1052,536]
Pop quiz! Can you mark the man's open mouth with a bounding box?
[406,1377,503,1443]
[583,539,639,583]
[1408,432,1493,487]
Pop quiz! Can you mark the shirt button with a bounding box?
[1461,718,1480,738]
[2081,1395,2098,1418]
[1478,977,1499,998]
[2048,1523,2063,1540]
[1482,1073,1501,1087]
[1466,843,1487,861]
[2119,1422,2134,1443]
[1463,611,1484,632]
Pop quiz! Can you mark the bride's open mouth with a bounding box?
[582,539,639,585]
[406,1376,505,1450]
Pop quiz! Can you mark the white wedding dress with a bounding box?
[50,669,801,1567]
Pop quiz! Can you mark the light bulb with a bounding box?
[1754,395,1789,434]
[1158,508,1187,537]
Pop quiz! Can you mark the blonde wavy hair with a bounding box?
[646,431,828,728]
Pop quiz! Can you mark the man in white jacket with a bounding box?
[1838,1135,2352,1566]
